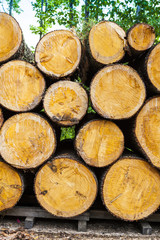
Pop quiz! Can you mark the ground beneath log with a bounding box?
[0,218,160,239]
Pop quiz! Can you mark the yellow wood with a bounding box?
[90,65,146,119]
[102,158,160,221]
[75,120,124,167]
[0,13,22,62]
[0,161,23,211]
[35,157,97,217]
[0,108,3,129]
[147,44,160,90]
[35,30,81,78]
[44,81,88,126]
[89,21,126,64]
[128,23,155,51]
[135,97,160,168]
[0,60,45,111]
[0,113,56,169]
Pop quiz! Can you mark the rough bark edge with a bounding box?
[74,118,125,168]
[0,112,57,170]
[34,152,98,218]
[0,60,46,112]
[0,158,25,213]
[0,108,4,129]
[90,64,146,120]
[100,155,160,221]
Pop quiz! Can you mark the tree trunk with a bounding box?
[134,96,160,169]
[90,64,146,120]
[0,113,56,169]
[0,160,24,212]
[101,156,160,221]
[127,23,155,55]
[0,60,45,112]
[35,29,82,79]
[88,21,127,68]
[0,12,34,64]
[75,119,124,167]
[43,80,88,126]
[0,108,3,129]
[34,153,98,217]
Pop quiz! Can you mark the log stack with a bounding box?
[0,12,160,221]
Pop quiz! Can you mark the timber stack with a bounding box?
[0,12,160,222]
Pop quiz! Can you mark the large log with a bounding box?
[101,156,160,221]
[0,160,24,212]
[127,23,155,55]
[35,153,98,217]
[90,64,146,119]
[144,43,160,93]
[75,119,124,167]
[88,21,126,67]
[0,113,56,169]
[0,12,34,64]
[135,96,160,168]
[0,108,3,129]
[43,80,88,126]
[0,60,45,112]
[35,30,82,79]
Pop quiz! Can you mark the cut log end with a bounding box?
[0,13,22,63]
[35,30,81,78]
[147,43,160,91]
[127,23,155,52]
[102,157,160,221]
[89,21,126,65]
[0,161,23,212]
[90,64,146,119]
[35,157,97,218]
[135,97,160,168]
[0,108,3,129]
[44,81,88,126]
[0,113,56,169]
[75,120,124,167]
[0,60,45,112]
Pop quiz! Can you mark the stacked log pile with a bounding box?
[0,12,160,221]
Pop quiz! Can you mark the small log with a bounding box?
[0,113,56,169]
[135,96,160,168]
[0,12,34,64]
[0,160,24,212]
[75,119,124,167]
[90,64,146,119]
[43,80,88,126]
[88,21,126,67]
[101,156,160,221]
[127,23,155,55]
[0,60,45,112]
[0,108,3,129]
[35,30,82,79]
[35,153,98,218]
